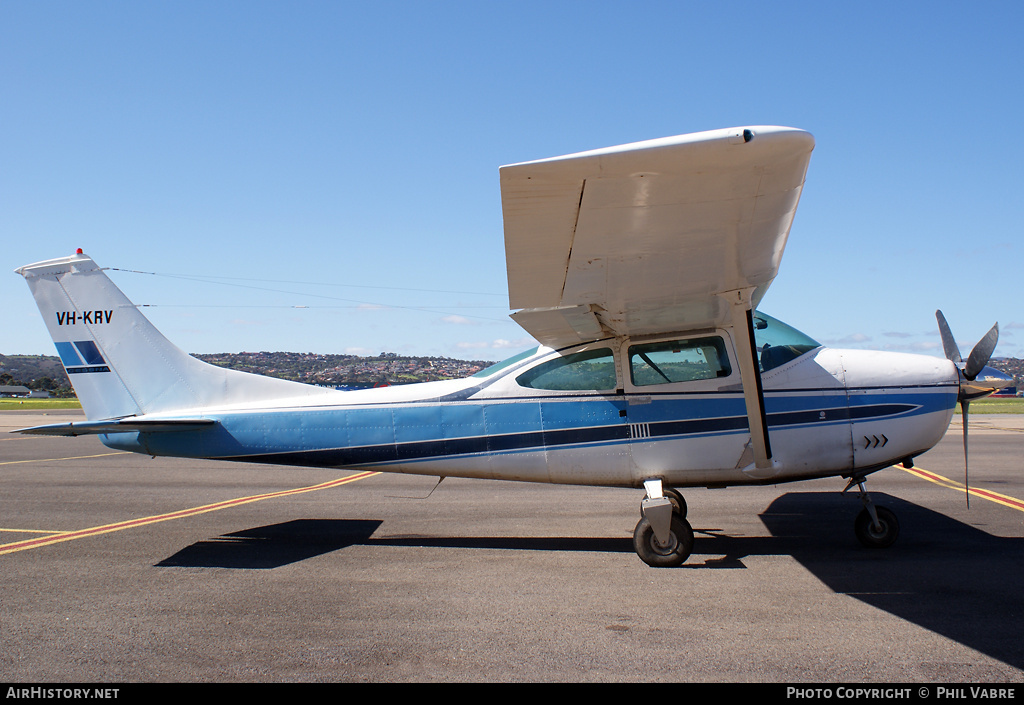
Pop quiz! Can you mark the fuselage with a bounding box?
[99,314,960,489]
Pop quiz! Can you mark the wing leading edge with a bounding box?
[501,126,815,348]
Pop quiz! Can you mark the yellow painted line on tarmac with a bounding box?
[0,470,381,556]
[950,422,1024,434]
[0,451,129,466]
[901,465,1024,512]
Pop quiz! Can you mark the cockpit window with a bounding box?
[516,347,616,391]
[628,336,732,386]
[753,311,820,372]
[472,347,539,378]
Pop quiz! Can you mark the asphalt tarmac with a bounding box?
[1,410,1022,683]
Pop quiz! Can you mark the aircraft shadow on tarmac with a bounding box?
[754,492,1024,672]
[157,492,1023,670]
[157,518,635,569]
[156,519,383,570]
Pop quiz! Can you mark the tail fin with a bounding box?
[16,251,334,420]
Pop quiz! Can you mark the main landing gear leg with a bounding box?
[633,479,694,567]
[844,477,900,549]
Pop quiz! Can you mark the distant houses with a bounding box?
[0,385,49,398]
[193,351,492,387]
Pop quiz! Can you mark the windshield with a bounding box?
[752,312,820,372]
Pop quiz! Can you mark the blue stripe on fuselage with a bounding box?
[101,386,956,469]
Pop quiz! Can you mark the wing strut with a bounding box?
[722,288,773,470]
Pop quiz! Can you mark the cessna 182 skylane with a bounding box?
[15,126,1012,567]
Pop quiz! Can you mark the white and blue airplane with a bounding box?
[14,126,1012,567]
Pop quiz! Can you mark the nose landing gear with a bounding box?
[845,477,900,549]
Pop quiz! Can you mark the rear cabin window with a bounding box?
[472,347,539,378]
[628,337,732,386]
[516,348,617,391]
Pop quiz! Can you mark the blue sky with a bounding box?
[3,2,1021,362]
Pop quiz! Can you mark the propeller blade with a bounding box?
[961,400,970,508]
[935,310,962,364]
[937,313,1001,508]
[964,322,999,381]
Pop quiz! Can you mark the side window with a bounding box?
[628,337,731,387]
[516,348,617,391]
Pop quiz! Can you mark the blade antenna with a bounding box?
[386,476,447,500]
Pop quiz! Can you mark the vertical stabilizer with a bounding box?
[16,252,334,420]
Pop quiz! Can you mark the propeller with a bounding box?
[935,310,1001,507]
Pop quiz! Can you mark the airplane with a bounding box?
[14,125,1014,567]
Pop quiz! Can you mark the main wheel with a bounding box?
[664,488,687,518]
[854,506,899,548]
[633,514,694,567]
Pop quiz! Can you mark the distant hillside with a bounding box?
[1,351,498,395]
[192,351,496,388]
[0,354,74,396]
[991,357,1024,387]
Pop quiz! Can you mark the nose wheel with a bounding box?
[846,478,900,549]
[854,506,899,548]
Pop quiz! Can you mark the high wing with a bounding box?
[501,126,815,348]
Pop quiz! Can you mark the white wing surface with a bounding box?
[501,126,814,347]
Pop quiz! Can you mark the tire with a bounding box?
[633,514,694,567]
[854,506,899,548]
[664,488,687,518]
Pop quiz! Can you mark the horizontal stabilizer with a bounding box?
[16,418,217,437]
